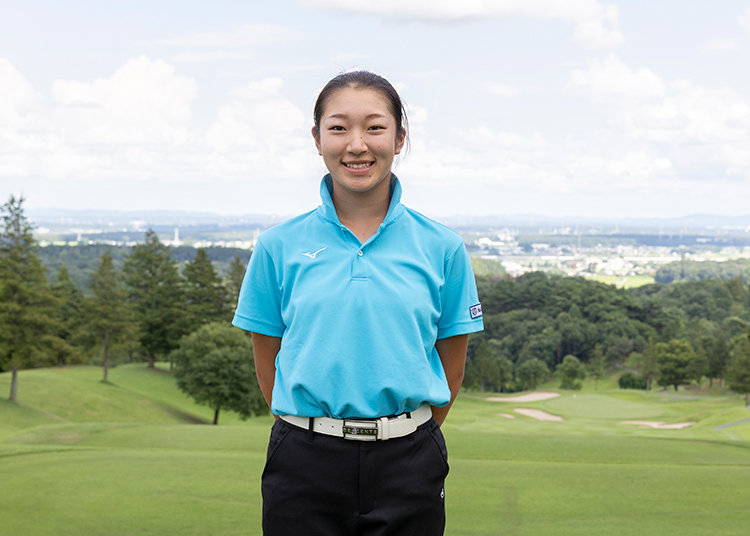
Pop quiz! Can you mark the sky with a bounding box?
[1,0,750,220]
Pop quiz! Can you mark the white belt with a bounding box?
[279,405,432,441]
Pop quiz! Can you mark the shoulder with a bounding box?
[255,209,319,250]
[398,206,465,254]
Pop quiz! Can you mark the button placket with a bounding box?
[351,245,368,280]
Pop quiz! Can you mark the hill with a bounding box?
[1,366,750,535]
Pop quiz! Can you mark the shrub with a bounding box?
[618,371,647,390]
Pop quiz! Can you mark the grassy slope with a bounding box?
[1,366,750,535]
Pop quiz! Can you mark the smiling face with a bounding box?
[313,87,406,198]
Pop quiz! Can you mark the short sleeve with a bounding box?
[231,240,286,337]
[436,242,484,339]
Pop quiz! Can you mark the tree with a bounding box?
[707,332,730,386]
[518,327,560,368]
[183,248,232,330]
[726,333,750,406]
[642,337,660,390]
[656,339,696,391]
[49,265,86,366]
[588,343,606,390]
[618,372,647,390]
[225,254,246,306]
[123,230,186,367]
[467,339,494,392]
[516,358,549,390]
[0,196,55,401]
[170,322,267,424]
[556,354,586,390]
[487,339,514,393]
[687,343,710,385]
[625,337,660,391]
[87,251,134,382]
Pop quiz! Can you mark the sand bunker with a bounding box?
[487,391,561,403]
[514,408,564,422]
[621,420,695,429]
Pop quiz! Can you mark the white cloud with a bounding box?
[228,77,286,100]
[571,10,624,49]
[302,0,603,21]
[51,56,197,145]
[569,54,665,99]
[702,38,738,54]
[739,7,750,35]
[205,77,317,182]
[0,58,53,182]
[567,55,750,195]
[0,58,42,124]
[300,0,623,49]
[628,81,750,147]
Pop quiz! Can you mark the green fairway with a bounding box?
[2,365,750,535]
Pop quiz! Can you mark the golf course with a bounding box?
[2,364,750,535]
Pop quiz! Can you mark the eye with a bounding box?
[368,125,386,131]
[328,125,345,131]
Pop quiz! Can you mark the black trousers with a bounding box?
[261,417,450,536]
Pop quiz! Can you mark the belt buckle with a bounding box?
[342,420,378,441]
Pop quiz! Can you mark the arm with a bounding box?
[431,333,469,426]
[251,332,282,416]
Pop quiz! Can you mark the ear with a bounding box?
[311,126,322,155]
[394,129,406,155]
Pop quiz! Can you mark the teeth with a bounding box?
[345,162,371,169]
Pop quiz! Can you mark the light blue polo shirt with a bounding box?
[232,174,483,419]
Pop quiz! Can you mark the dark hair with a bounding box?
[313,70,409,151]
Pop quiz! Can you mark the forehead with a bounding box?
[321,87,392,120]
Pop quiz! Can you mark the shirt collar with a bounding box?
[319,173,405,227]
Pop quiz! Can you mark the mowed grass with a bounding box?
[2,366,750,535]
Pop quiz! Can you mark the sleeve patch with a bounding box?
[470,303,483,319]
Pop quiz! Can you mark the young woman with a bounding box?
[232,71,483,535]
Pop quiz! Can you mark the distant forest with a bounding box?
[38,244,251,291]
[468,271,750,393]
[655,258,750,284]
[34,244,750,395]
[5,219,750,401]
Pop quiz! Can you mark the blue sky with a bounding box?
[2,0,750,219]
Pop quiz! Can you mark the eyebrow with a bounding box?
[325,112,388,119]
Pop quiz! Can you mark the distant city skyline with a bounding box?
[2,1,750,219]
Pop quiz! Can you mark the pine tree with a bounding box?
[50,265,86,366]
[225,255,246,306]
[183,248,232,331]
[123,230,186,367]
[0,196,55,401]
[88,251,134,382]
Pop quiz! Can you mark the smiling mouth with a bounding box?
[344,162,373,170]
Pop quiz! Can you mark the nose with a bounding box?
[347,130,367,154]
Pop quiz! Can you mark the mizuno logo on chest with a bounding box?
[301,247,327,259]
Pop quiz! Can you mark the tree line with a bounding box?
[466,270,750,403]
[654,258,750,284]
[0,196,265,422]
[3,195,750,419]
[37,243,250,290]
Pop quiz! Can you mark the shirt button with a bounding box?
[358,250,363,256]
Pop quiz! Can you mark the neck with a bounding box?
[331,176,392,243]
